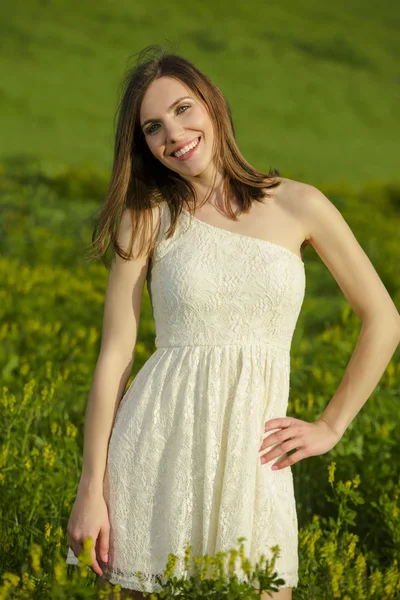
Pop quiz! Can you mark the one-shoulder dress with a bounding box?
[66,200,306,593]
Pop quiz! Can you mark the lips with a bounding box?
[170,136,200,157]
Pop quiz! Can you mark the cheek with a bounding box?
[201,116,215,145]
[147,140,163,160]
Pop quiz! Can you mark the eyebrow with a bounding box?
[141,96,193,129]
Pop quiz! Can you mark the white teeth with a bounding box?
[173,137,199,157]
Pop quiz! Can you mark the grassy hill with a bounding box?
[1,0,399,188]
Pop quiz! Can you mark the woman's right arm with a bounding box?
[67,205,160,574]
[79,206,159,495]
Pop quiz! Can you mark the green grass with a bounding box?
[1,169,400,597]
[1,0,399,187]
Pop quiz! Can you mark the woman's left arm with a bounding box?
[260,185,400,470]
[301,185,400,436]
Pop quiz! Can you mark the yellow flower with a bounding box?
[21,572,35,591]
[65,421,77,438]
[54,525,64,550]
[48,382,56,401]
[1,387,9,409]
[355,553,367,597]
[369,569,382,595]
[44,523,52,540]
[308,530,322,558]
[30,543,43,574]
[54,561,67,585]
[7,393,16,413]
[383,560,399,597]
[347,534,359,560]
[352,474,361,489]
[312,514,321,526]
[330,561,344,597]
[22,379,35,407]
[1,572,20,588]
[228,548,238,575]
[311,366,322,381]
[164,553,178,580]
[328,461,336,484]
[321,540,336,567]
[300,530,311,548]
[113,584,122,600]
[184,544,193,572]
[43,443,56,467]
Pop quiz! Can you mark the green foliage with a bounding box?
[0,162,399,598]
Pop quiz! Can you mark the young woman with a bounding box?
[65,45,400,599]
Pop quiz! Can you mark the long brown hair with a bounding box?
[88,44,283,266]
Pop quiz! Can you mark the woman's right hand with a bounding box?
[67,488,110,577]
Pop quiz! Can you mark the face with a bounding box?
[139,76,216,181]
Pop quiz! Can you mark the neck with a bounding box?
[184,164,227,210]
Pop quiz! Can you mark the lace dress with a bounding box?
[66,201,306,593]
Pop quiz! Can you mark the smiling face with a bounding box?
[139,76,217,181]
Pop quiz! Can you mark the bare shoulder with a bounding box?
[273,177,346,243]
[277,178,344,244]
[272,176,311,212]
[266,177,313,247]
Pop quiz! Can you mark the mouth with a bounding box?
[171,136,201,161]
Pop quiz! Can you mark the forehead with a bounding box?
[140,77,194,121]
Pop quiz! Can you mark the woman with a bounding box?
[66,45,400,599]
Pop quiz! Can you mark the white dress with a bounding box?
[66,201,306,593]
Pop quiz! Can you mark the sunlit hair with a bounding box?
[88,44,283,266]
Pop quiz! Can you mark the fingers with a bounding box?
[260,437,299,465]
[97,526,110,564]
[259,426,299,453]
[264,417,294,433]
[270,449,307,471]
[91,546,104,577]
[68,535,104,577]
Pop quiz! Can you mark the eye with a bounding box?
[177,104,190,114]
[145,105,191,135]
[146,123,159,135]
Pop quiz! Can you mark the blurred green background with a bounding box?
[1,0,399,188]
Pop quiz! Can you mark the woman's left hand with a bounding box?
[259,417,342,471]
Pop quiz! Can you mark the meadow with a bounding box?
[0,162,399,598]
[1,0,400,596]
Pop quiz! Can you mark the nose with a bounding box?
[164,121,186,147]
